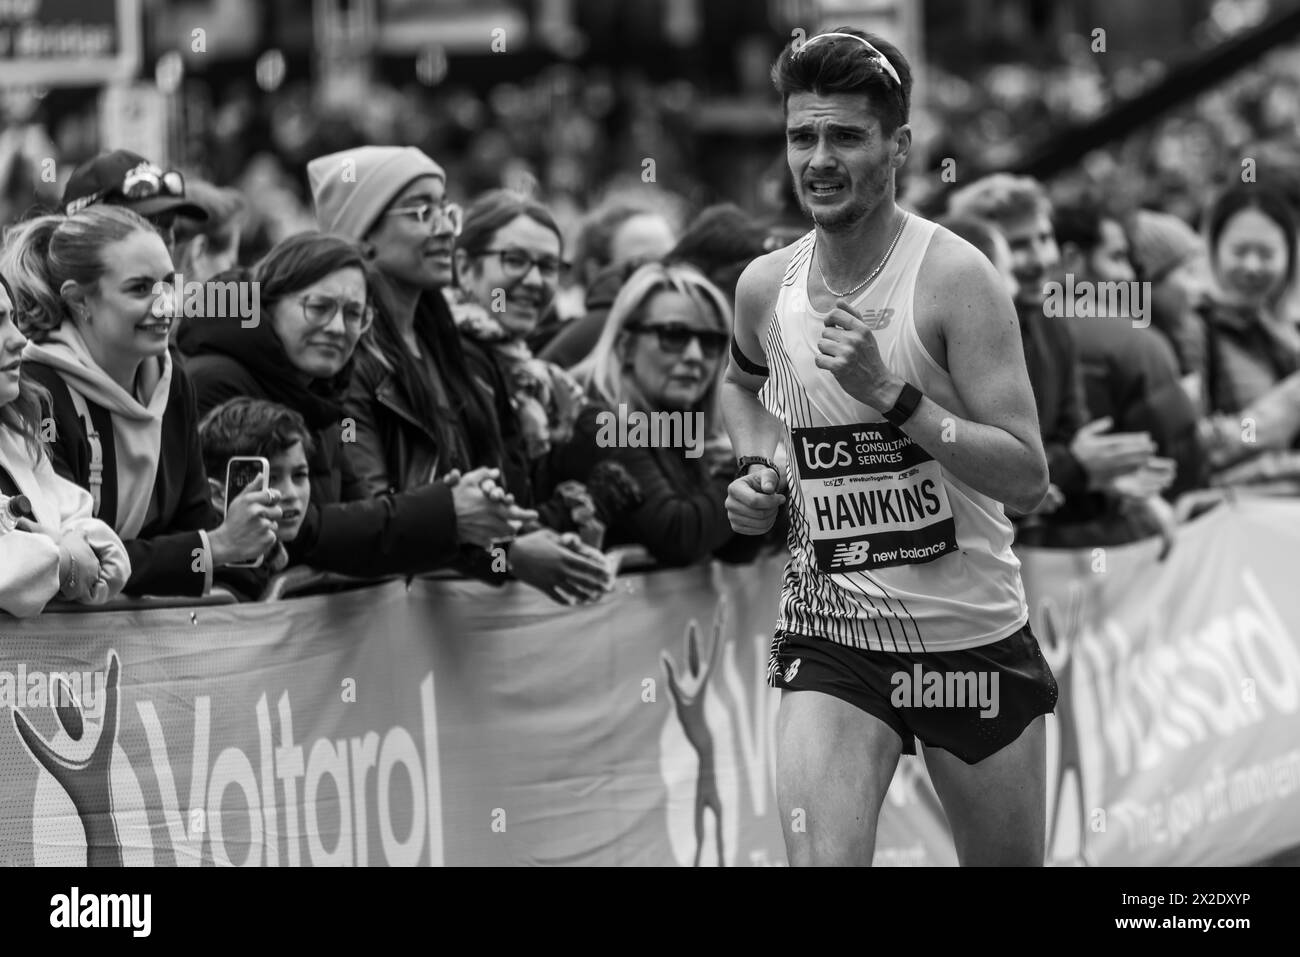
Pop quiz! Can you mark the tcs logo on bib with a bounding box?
[800,438,852,471]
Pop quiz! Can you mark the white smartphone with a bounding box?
[224,456,270,569]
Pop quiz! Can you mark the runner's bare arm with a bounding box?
[721,248,796,463]
[826,231,1048,513]
[905,232,1047,511]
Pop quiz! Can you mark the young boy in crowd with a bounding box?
[198,397,313,600]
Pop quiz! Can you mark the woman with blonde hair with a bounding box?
[558,262,763,566]
[2,205,280,597]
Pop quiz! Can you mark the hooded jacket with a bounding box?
[22,327,219,597]
[175,284,460,578]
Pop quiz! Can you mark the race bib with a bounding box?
[793,422,959,572]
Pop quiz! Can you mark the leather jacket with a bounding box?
[342,338,443,497]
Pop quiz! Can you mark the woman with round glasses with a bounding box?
[2,205,281,597]
[178,231,531,580]
[450,190,586,466]
[559,262,765,566]
[450,190,643,551]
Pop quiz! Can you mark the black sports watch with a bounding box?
[882,382,923,428]
[735,455,776,481]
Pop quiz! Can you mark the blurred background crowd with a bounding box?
[4,0,1300,254]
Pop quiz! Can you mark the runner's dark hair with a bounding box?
[771,27,912,134]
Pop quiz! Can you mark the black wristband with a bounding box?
[882,382,923,428]
[735,455,776,481]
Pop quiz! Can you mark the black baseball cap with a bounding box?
[62,150,208,221]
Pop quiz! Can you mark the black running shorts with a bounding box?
[768,622,1058,765]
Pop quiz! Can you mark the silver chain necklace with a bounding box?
[815,212,909,299]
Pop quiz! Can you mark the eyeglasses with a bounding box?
[475,248,569,282]
[298,295,375,334]
[627,323,728,359]
[383,201,463,236]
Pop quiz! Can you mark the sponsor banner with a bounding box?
[0,498,1297,866]
[0,557,949,866]
[1024,498,1300,866]
[794,422,957,572]
[0,581,449,867]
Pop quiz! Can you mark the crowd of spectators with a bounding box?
[3,28,1300,617]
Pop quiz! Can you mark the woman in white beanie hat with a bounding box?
[308,146,611,605]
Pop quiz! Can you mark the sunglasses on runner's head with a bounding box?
[627,323,728,358]
[792,33,901,87]
[297,295,375,334]
[382,200,463,235]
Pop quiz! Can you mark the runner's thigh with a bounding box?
[776,689,903,866]
[922,715,1047,866]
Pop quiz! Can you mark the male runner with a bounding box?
[723,28,1058,866]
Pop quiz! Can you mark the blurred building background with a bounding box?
[2,0,1299,256]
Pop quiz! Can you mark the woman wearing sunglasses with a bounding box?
[560,262,764,566]
[0,271,132,616]
[178,231,530,582]
[2,205,278,597]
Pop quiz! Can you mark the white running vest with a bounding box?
[760,217,1028,652]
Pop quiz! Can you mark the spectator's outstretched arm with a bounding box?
[1205,371,1300,468]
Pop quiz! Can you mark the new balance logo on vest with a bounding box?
[830,540,871,568]
[858,308,894,329]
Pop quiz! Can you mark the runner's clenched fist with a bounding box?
[726,464,786,535]
[814,298,901,409]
